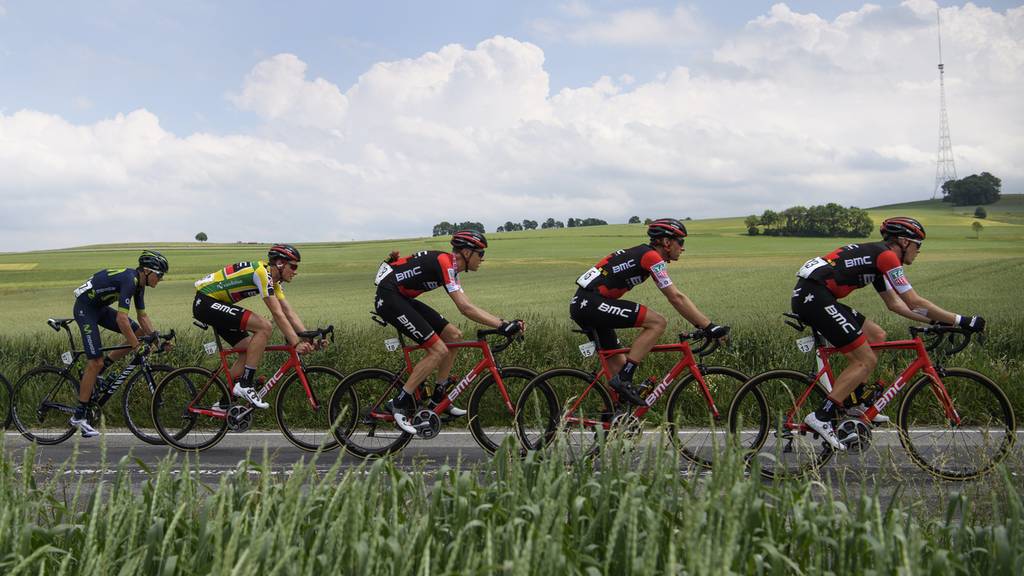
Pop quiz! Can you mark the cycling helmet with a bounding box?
[647,218,688,240]
[268,243,301,262]
[880,217,926,242]
[451,230,488,250]
[138,250,169,274]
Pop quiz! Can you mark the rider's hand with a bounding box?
[498,319,524,337]
[295,341,314,355]
[160,340,175,352]
[703,322,731,341]
[958,315,986,333]
[315,338,329,351]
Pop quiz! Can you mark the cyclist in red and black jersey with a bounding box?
[793,217,986,450]
[571,218,729,404]
[374,230,524,434]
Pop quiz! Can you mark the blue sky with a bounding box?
[1,1,1022,250]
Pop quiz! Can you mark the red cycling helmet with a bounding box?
[268,243,301,262]
[647,218,688,240]
[880,217,926,242]
[451,230,488,250]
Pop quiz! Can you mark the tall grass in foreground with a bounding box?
[1,436,1021,575]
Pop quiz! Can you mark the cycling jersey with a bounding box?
[73,268,145,314]
[796,242,912,298]
[575,245,673,299]
[194,261,286,304]
[375,251,461,299]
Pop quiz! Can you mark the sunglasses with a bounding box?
[285,262,299,271]
[474,250,485,258]
[145,268,165,279]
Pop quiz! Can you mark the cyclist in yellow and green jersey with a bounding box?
[192,244,316,408]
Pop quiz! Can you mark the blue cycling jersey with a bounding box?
[74,268,146,314]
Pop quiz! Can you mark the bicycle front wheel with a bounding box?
[665,366,754,468]
[328,368,411,459]
[12,366,78,444]
[152,367,230,451]
[728,370,832,480]
[899,368,1016,480]
[276,366,344,452]
[122,363,174,445]
[515,368,613,459]
[467,366,538,454]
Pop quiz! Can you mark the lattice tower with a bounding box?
[934,9,957,199]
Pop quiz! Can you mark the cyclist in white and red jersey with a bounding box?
[192,244,316,408]
[374,230,524,434]
[571,218,729,405]
[793,217,986,450]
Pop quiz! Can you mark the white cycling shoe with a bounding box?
[70,416,100,438]
[232,383,269,409]
[846,404,890,425]
[804,412,846,451]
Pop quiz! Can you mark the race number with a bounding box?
[795,335,816,353]
[578,341,596,358]
[203,342,218,355]
[796,257,829,279]
[576,267,601,289]
[61,351,74,365]
[384,338,401,352]
[374,262,394,286]
[73,280,93,298]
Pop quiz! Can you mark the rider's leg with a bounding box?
[819,342,878,417]
[228,336,251,381]
[238,314,272,385]
[435,324,463,383]
[107,325,145,363]
[618,310,667,381]
[403,338,449,395]
[78,358,104,404]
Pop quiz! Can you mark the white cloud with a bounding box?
[1,2,1022,251]
[535,3,707,46]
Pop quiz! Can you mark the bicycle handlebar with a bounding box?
[476,328,522,354]
[678,329,721,357]
[909,324,980,356]
[297,325,334,343]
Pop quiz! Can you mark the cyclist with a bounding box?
[192,244,316,408]
[374,230,523,434]
[792,216,985,450]
[571,218,730,405]
[70,250,170,437]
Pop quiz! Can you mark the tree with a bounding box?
[744,215,760,236]
[432,221,455,236]
[522,219,538,230]
[496,226,505,233]
[974,206,987,219]
[972,221,984,239]
[195,232,208,242]
[541,217,564,229]
[942,172,1002,206]
[628,216,641,224]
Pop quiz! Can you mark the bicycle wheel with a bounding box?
[12,366,79,444]
[665,366,754,468]
[1,372,11,429]
[152,367,230,451]
[121,363,173,445]
[276,366,345,452]
[729,370,833,479]
[328,368,411,458]
[467,366,539,454]
[898,368,1016,480]
[516,368,613,459]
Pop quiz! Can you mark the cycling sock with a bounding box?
[394,389,414,409]
[619,360,639,382]
[240,366,257,387]
[73,403,88,420]
[432,378,452,402]
[815,397,839,421]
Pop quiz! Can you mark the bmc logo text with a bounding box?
[844,256,872,268]
[396,315,425,340]
[396,266,422,283]
[611,259,636,274]
[211,302,238,316]
[598,302,631,318]
[824,305,856,334]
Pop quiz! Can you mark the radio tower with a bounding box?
[933,9,957,199]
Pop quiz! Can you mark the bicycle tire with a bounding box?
[12,366,79,444]
[328,368,411,459]
[276,365,345,452]
[665,366,755,468]
[467,366,539,454]
[1,372,12,429]
[515,368,613,459]
[898,368,1016,480]
[121,363,173,445]
[152,366,230,451]
[728,369,833,480]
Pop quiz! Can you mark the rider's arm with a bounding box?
[660,284,711,329]
[279,297,309,334]
[263,296,302,347]
[138,313,156,335]
[116,311,141,348]
[449,290,502,328]
[880,288,957,325]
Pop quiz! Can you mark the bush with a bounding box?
[975,206,987,219]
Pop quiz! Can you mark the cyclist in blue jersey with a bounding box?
[70,250,170,437]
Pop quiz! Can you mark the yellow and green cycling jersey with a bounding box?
[194,261,286,304]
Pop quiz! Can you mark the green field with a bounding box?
[1,197,1022,424]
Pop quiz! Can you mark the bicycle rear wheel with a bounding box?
[515,368,613,459]
[276,366,344,452]
[467,366,539,454]
[328,368,411,459]
[122,363,173,445]
[898,368,1016,480]
[728,370,833,479]
[12,366,78,444]
[665,366,754,468]
[152,367,230,451]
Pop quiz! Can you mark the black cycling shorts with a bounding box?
[192,293,252,345]
[791,279,867,353]
[73,299,140,359]
[568,288,648,351]
[374,287,448,346]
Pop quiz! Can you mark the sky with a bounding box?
[1,0,1022,251]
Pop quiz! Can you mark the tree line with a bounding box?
[745,203,873,237]
[941,172,1001,206]
[433,218,613,235]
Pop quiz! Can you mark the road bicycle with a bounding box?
[152,321,340,452]
[11,318,175,445]
[728,313,1016,480]
[327,314,541,458]
[514,328,759,466]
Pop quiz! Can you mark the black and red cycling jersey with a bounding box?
[796,241,913,299]
[375,250,461,299]
[575,245,673,299]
